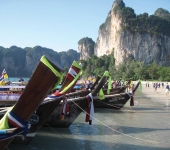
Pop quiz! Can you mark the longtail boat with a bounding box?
[1,73,125,107]
[0,62,84,107]
[93,82,140,109]
[0,73,103,123]
[10,71,108,145]
[10,81,28,86]
[45,81,140,128]
[10,60,83,145]
[0,74,125,113]
[0,55,63,150]
[0,86,25,107]
[0,76,101,117]
[0,76,128,129]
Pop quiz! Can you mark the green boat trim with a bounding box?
[40,55,63,90]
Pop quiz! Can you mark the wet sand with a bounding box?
[122,82,170,149]
[139,82,170,106]
[8,82,170,150]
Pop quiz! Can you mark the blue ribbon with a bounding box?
[9,111,29,136]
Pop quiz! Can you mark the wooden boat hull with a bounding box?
[47,86,126,126]
[0,55,63,149]
[45,87,127,128]
[93,93,130,109]
[12,98,63,145]
[45,82,140,128]
[0,77,102,127]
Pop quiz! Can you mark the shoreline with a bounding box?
[138,82,170,106]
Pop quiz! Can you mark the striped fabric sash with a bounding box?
[60,96,70,120]
[67,66,79,79]
[8,111,26,128]
[0,110,28,139]
[127,86,134,106]
[46,61,82,99]
[85,93,94,125]
[8,111,28,135]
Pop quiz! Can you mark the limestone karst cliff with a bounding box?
[78,37,95,60]
[94,0,170,67]
[0,46,80,77]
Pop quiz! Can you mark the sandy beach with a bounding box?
[139,82,170,106]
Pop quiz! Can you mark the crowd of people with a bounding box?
[80,76,134,93]
[145,81,170,96]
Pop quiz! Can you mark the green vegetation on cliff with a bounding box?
[80,51,115,78]
[99,11,112,30]
[81,52,170,81]
[99,0,170,36]
[113,0,170,36]
[154,8,170,22]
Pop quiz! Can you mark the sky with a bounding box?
[0,0,170,52]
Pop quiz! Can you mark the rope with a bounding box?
[70,99,160,144]
[0,108,10,114]
[0,129,24,140]
[94,98,170,119]
[44,123,66,138]
[0,107,10,110]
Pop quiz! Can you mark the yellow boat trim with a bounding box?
[40,55,63,90]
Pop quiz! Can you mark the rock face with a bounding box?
[78,37,95,60]
[25,46,63,74]
[1,57,19,74]
[118,32,170,66]
[0,46,80,77]
[94,0,170,67]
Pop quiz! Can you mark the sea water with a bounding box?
[8,77,29,82]
[8,89,170,150]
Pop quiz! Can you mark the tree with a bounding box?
[146,61,159,80]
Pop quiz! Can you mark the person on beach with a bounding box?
[162,82,164,88]
[158,83,160,88]
[154,83,158,91]
[165,83,169,96]
[127,78,133,92]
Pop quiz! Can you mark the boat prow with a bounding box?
[0,55,63,149]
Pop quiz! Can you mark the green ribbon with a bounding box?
[99,88,105,100]
[103,71,109,77]
[107,76,112,94]
[138,79,142,93]
[40,55,63,90]
[99,71,110,100]
[103,71,112,94]
[0,107,13,130]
